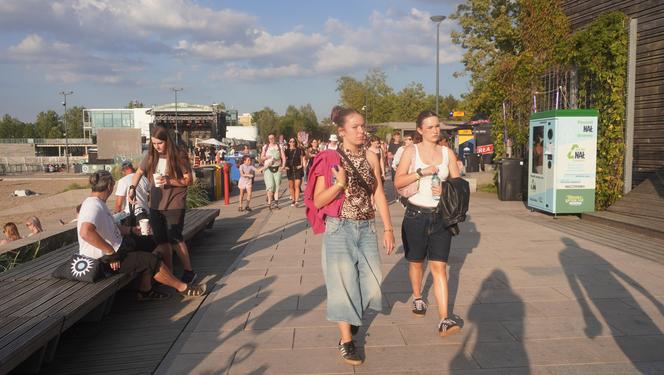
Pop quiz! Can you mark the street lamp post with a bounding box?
[431,15,446,115]
[172,87,183,145]
[59,91,73,173]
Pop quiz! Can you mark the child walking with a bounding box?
[238,155,263,212]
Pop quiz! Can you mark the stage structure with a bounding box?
[149,103,227,147]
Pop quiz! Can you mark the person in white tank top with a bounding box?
[394,110,463,337]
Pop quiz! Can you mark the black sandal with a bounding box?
[137,289,171,301]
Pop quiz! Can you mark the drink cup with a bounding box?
[139,219,150,235]
[153,173,164,187]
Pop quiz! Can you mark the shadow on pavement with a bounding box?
[560,237,664,374]
[450,269,530,373]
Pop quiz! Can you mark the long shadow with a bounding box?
[421,217,480,316]
[450,269,529,373]
[560,237,664,373]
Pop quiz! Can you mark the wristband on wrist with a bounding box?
[335,181,346,189]
[384,228,394,232]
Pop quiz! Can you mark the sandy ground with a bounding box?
[0,174,118,239]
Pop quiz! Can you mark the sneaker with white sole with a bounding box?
[412,298,427,317]
[438,316,462,337]
[338,340,362,365]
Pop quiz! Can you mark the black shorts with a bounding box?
[150,209,185,245]
[401,206,452,262]
[287,167,304,180]
[119,250,160,275]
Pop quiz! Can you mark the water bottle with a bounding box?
[431,172,441,201]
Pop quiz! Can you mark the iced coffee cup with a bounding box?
[153,173,164,187]
[139,219,150,235]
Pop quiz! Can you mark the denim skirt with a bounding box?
[322,217,383,326]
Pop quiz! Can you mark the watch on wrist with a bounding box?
[416,168,423,177]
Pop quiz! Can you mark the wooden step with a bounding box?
[582,210,664,240]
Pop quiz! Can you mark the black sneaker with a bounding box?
[180,270,197,284]
[350,324,360,336]
[438,316,462,337]
[338,340,362,365]
[412,298,427,317]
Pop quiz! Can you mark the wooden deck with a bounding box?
[38,193,272,374]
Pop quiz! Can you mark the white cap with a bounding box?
[329,134,338,142]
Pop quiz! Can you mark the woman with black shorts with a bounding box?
[130,126,198,284]
[285,137,305,207]
[394,110,463,337]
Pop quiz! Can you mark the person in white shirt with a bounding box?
[327,134,339,150]
[79,171,206,300]
[391,135,414,171]
[114,161,149,221]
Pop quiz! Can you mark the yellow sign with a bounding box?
[458,129,472,135]
[452,111,465,117]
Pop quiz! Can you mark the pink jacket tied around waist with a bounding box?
[304,150,345,234]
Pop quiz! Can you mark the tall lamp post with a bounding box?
[172,87,183,145]
[430,15,446,115]
[59,91,73,173]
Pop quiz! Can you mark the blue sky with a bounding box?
[0,0,468,123]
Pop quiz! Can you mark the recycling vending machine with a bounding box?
[527,109,598,214]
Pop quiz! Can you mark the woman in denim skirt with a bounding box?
[394,110,463,337]
[309,106,394,365]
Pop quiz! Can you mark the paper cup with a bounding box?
[153,173,164,187]
[139,219,150,235]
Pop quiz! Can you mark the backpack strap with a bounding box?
[337,148,373,197]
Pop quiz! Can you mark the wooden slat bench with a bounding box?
[0,208,219,374]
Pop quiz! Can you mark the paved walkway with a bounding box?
[154,191,664,374]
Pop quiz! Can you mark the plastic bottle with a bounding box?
[431,172,441,201]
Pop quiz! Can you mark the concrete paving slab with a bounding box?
[179,328,295,354]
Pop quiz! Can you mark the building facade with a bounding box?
[562,0,664,187]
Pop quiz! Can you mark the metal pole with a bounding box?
[435,21,440,115]
[172,88,183,145]
[59,90,73,173]
[430,15,445,115]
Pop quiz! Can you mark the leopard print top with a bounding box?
[339,147,377,221]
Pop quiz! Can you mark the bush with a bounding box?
[186,180,211,208]
[61,182,88,192]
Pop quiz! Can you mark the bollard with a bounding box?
[223,161,230,205]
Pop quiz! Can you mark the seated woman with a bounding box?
[78,171,206,301]
[0,222,21,245]
[25,216,44,237]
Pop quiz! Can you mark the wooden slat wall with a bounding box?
[562,0,664,186]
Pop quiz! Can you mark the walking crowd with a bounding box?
[1,105,466,368]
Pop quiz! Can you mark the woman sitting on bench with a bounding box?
[77,171,206,301]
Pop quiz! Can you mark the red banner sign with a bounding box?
[476,144,494,155]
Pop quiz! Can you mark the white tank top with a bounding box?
[408,144,450,208]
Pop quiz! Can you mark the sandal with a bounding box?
[180,283,207,297]
[137,289,171,301]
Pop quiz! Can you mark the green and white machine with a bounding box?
[528,109,598,214]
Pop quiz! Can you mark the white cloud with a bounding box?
[2,34,142,84]
[0,1,463,83]
[212,64,310,81]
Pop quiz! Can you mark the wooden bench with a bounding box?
[0,208,219,374]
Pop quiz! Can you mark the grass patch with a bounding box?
[61,182,88,193]
[478,183,497,193]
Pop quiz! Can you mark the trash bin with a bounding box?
[497,158,524,201]
[194,166,217,201]
[466,154,480,173]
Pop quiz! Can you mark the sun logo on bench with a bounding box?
[71,256,94,277]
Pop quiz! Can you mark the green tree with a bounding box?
[451,0,569,157]
[62,106,84,138]
[126,100,144,108]
[336,76,366,112]
[212,102,226,112]
[253,107,279,142]
[34,110,61,138]
[395,82,428,121]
